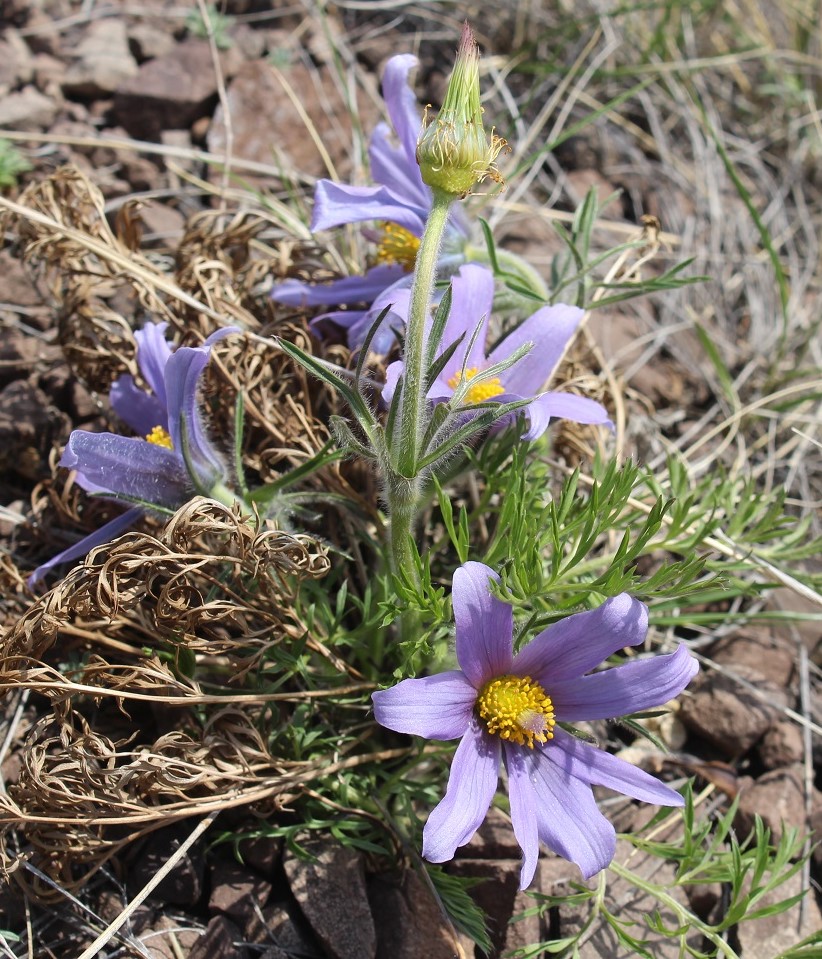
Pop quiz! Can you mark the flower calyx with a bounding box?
[416,22,507,198]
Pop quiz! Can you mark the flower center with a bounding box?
[447,367,505,404]
[145,425,173,449]
[375,222,420,271]
[476,674,555,749]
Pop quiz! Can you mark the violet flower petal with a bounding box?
[488,304,583,397]
[163,346,225,489]
[109,374,168,437]
[550,727,684,806]
[311,181,426,235]
[519,391,612,441]
[379,54,425,185]
[550,644,699,723]
[27,506,144,588]
[525,746,617,879]
[203,327,237,349]
[504,745,541,889]
[370,121,430,213]
[345,281,412,351]
[422,719,500,863]
[513,594,649,684]
[371,671,476,740]
[381,360,403,405]
[271,264,407,309]
[439,264,496,383]
[453,561,514,688]
[61,431,189,507]
[133,322,172,410]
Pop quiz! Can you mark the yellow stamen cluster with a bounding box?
[447,366,505,404]
[376,222,421,271]
[476,674,555,749]
[145,425,173,449]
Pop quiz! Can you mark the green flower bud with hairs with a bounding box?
[416,22,507,198]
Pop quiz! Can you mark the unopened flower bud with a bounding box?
[416,22,506,198]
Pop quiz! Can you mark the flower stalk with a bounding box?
[392,188,454,480]
[384,193,451,597]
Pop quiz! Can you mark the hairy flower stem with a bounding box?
[395,188,454,480]
[386,190,454,592]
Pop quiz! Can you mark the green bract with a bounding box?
[416,23,506,197]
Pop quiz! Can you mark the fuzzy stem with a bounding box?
[394,189,454,479]
[384,190,453,636]
[386,475,420,585]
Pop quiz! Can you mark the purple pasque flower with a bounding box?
[270,54,469,352]
[29,323,233,585]
[372,562,698,888]
[383,263,611,441]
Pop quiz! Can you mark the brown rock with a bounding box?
[208,57,379,185]
[138,200,186,246]
[160,129,195,171]
[711,629,795,687]
[113,40,236,140]
[768,588,822,657]
[189,915,249,959]
[130,907,201,959]
[62,20,138,97]
[126,824,206,906]
[208,859,272,923]
[229,23,267,61]
[680,668,778,758]
[448,858,522,957]
[21,9,62,56]
[736,764,806,843]
[567,840,703,958]
[32,52,66,95]
[0,252,44,309]
[758,720,805,769]
[0,328,43,388]
[92,889,127,923]
[284,838,376,959]
[679,638,792,759]
[0,28,33,95]
[733,868,821,959]
[129,23,177,62]
[0,85,58,130]
[458,805,522,861]
[244,900,323,956]
[367,869,463,959]
[0,380,70,480]
[237,834,283,877]
[70,381,101,422]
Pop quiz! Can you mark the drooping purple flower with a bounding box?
[270,54,469,351]
[382,263,611,440]
[372,562,698,888]
[29,323,234,585]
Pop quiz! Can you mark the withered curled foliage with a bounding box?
[0,165,383,900]
[0,499,372,893]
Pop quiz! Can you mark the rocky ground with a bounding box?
[0,1,820,957]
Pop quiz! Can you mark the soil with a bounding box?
[0,2,819,957]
